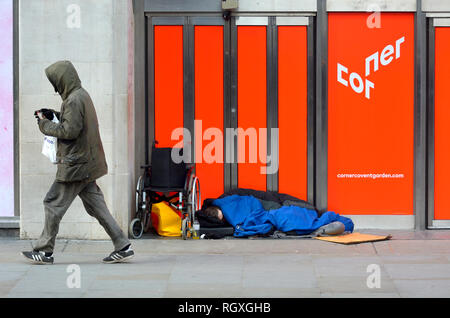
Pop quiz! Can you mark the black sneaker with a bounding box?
[22,251,54,265]
[102,246,134,264]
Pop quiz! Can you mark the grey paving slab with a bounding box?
[242,265,317,289]
[81,290,164,298]
[244,254,312,267]
[169,265,242,286]
[374,240,450,255]
[87,277,167,295]
[0,233,449,298]
[393,279,450,298]
[421,230,450,240]
[165,283,242,298]
[312,256,385,277]
[240,287,321,298]
[61,240,114,253]
[319,292,400,298]
[0,238,66,253]
[306,240,378,256]
[316,275,398,294]
[380,255,449,264]
[0,271,25,297]
[384,264,450,280]
[0,271,28,283]
[9,271,97,295]
[7,291,85,298]
[0,261,33,272]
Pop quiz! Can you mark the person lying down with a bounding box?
[196,188,354,239]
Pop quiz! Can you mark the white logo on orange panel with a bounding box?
[337,36,405,100]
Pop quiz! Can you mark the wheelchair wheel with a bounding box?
[129,218,144,239]
[188,176,201,223]
[190,176,201,212]
[181,176,200,240]
[134,175,152,236]
[135,176,144,213]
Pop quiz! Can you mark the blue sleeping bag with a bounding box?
[212,195,354,237]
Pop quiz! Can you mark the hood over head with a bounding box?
[45,60,82,100]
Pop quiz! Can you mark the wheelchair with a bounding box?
[129,143,201,240]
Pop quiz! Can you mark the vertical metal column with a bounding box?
[146,17,154,164]
[223,18,232,192]
[315,0,328,212]
[414,0,427,230]
[229,17,238,189]
[185,17,195,165]
[307,16,316,205]
[426,20,435,228]
[267,16,278,192]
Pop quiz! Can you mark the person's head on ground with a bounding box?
[203,205,224,221]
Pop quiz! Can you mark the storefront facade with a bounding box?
[135,0,450,231]
[7,0,450,240]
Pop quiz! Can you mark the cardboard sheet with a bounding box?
[314,232,392,244]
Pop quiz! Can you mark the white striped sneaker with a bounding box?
[22,251,54,265]
[102,246,134,264]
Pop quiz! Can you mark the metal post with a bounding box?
[267,16,279,192]
[185,17,195,165]
[307,16,316,205]
[315,0,328,212]
[414,0,427,230]
[426,19,435,228]
[230,17,238,189]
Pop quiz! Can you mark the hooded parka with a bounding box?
[38,60,108,182]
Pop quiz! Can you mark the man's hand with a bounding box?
[40,108,54,121]
[34,110,43,123]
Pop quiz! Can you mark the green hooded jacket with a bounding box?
[38,60,108,182]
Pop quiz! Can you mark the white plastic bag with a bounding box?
[41,115,59,164]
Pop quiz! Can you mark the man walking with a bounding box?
[22,60,134,264]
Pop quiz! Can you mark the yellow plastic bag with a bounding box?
[151,202,181,237]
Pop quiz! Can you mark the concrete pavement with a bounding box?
[0,230,449,298]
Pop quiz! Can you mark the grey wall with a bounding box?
[19,0,133,240]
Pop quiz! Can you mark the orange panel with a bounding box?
[237,26,267,191]
[154,25,184,148]
[194,26,224,201]
[278,26,308,201]
[434,27,450,220]
[328,13,414,215]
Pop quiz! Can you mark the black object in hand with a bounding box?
[34,110,41,123]
[40,108,54,121]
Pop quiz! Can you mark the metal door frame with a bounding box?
[426,16,450,229]
[145,12,316,202]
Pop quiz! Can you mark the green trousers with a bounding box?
[33,180,130,253]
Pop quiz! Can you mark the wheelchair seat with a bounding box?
[145,147,187,192]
